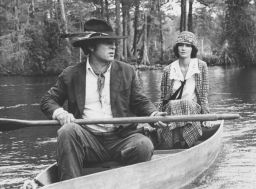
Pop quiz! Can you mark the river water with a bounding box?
[0,66,256,189]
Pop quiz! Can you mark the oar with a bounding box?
[0,114,239,132]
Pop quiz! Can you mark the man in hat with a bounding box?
[40,18,166,180]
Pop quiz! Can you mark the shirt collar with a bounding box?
[185,58,200,79]
[86,58,112,75]
[86,58,92,71]
[169,58,200,81]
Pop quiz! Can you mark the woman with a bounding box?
[158,31,210,149]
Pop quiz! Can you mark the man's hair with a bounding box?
[80,39,98,55]
[173,43,198,58]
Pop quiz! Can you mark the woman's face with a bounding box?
[177,43,192,58]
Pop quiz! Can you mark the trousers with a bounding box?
[57,123,154,180]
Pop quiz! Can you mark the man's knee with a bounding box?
[57,123,81,139]
[136,135,154,160]
[126,134,154,162]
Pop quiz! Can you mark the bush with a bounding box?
[201,54,219,66]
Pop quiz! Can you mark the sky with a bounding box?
[161,0,204,16]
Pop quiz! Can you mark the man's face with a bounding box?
[92,39,116,62]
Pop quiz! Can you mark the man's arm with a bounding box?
[40,73,68,119]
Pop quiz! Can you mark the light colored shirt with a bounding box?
[169,58,200,101]
[82,59,114,132]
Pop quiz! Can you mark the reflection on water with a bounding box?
[0,67,256,188]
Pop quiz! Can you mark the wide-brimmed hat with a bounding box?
[71,19,127,47]
[174,31,198,50]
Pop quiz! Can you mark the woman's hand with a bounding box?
[202,121,220,128]
[152,111,168,128]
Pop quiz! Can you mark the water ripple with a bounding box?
[0,103,39,110]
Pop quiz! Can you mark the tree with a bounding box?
[115,0,123,60]
[187,0,193,32]
[158,0,164,61]
[132,0,140,59]
[121,0,128,60]
[180,0,187,31]
[140,0,150,65]
[59,0,71,57]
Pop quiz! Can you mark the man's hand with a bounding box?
[152,111,168,128]
[55,111,75,126]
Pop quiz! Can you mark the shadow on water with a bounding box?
[1,67,256,188]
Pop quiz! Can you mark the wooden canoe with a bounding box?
[32,120,223,189]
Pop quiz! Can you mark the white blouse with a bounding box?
[169,58,200,101]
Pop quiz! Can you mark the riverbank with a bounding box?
[0,55,253,76]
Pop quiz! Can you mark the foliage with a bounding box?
[194,2,225,50]
[224,0,256,66]
[0,30,29,74]
[24,20,72,75]
[1,0,256,75]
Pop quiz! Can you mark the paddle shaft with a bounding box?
[0,114,239,131]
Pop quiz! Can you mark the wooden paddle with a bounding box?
[0,114,239,132]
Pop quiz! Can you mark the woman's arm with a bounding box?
[200,61,210,114]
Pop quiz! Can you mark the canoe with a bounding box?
[27,120,223,189]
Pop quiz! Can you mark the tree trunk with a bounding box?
[14,0,20,31]
[122,2,128,61]
[100,0,105,19]
[29,0,35,19]
[133,0,140,59]
[59,0,68,33]
[180,0,187,32]
[158,0,164,61]
[188,0,193,32]
[127,8,132,59]
[79,18,83,62]
[58,0,71,56]
[105,0,109,22]
[115,0,123,60]
[140,12,150,65]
